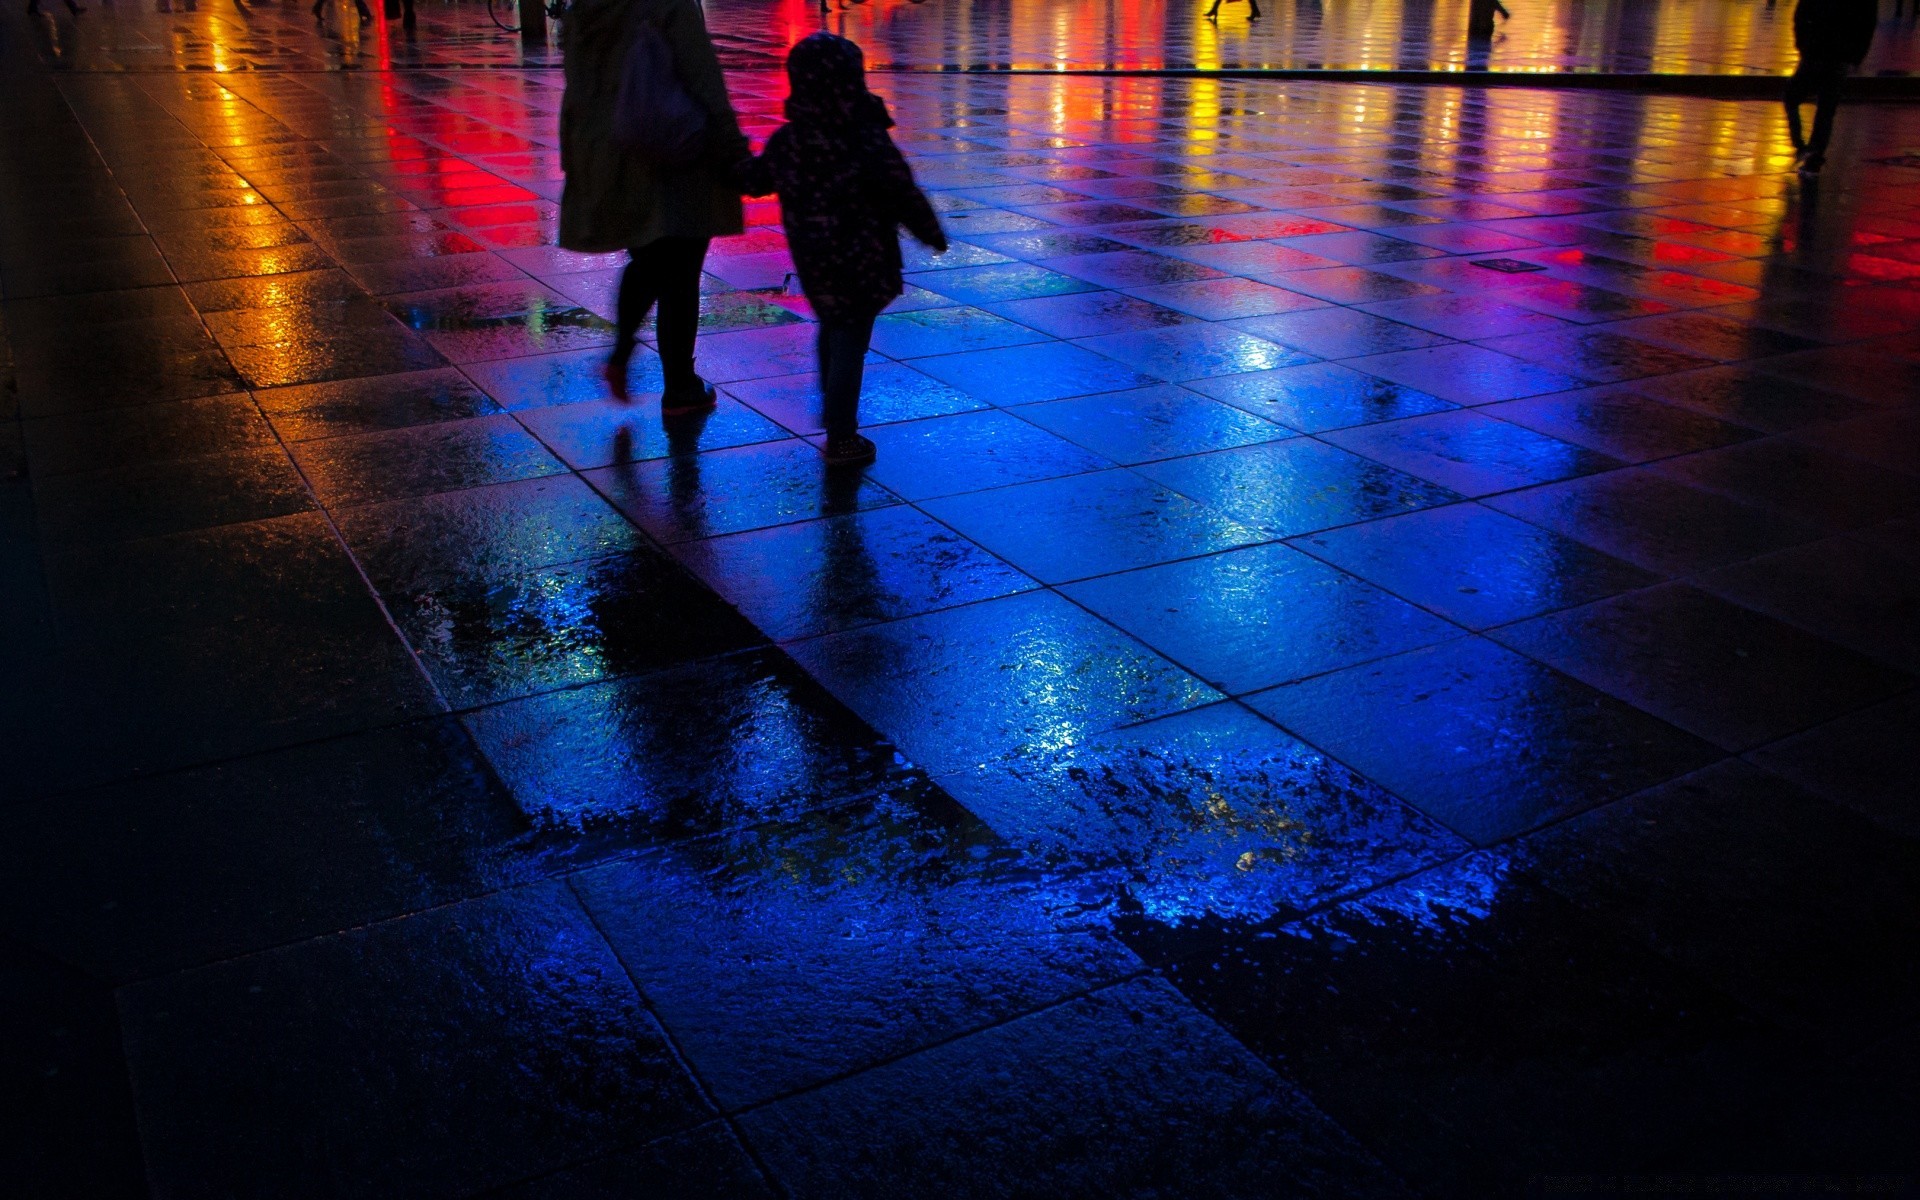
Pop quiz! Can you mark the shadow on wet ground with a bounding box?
[3,1,1919,1195]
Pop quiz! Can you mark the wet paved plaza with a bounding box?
[5,0,1920,1196]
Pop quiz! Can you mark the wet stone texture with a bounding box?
[5,2,1919,1194]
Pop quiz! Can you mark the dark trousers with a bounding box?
[1785,58,1849,162]
[616,235,709,391]
[817,315,876,440]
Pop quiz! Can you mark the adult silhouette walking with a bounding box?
[560,0,749,411]
[1784,0,1878,175]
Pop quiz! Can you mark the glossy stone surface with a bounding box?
[674,504,1036,641]
[924,468,1272,584]
[1489,583,1914,751]
[9,11,1919,1193]
[788,591,1221,773]
[1167,854,1784,1196]
[121,883,710,1199]
[1062,541,1460,693]
[573,789,1136,1108]
[943,703,1468,954]
[1291,502,1658,629]
[739,976,1406,1199]
[1513,759,1920,1038]
[1248,638,1719,844]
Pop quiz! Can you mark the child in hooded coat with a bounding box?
[740,33,946,466]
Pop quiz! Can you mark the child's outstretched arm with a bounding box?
[876,138,946,252]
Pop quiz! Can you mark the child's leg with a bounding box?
[820,315,875,441]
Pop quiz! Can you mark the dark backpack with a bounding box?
[612,21,708,165]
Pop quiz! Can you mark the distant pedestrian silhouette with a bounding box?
[1205,0,1262,21]
[1466,0,1509,40]
[1785,0,1878,174]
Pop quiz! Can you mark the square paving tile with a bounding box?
[335,474,644,594]
[572,790,1135,1109]
[923,468,1272,584]
[1476,328,1718,384]
[861,409,1112,500]
[673,504,1036,641]
[463,346,665,411]
[1489,583,1914,752]
[1043,248,1227,289]
[1014,384,1292,463]
[1657,436,1920,532]
[1479,387,1757,463]
[1140,438,1462,537]
[785,590,1221,774]
[1191,361,1457,433]
[1634,365,1870,433]
[21,392,277,476]
[1077,323,1314,382]
[291,413,566,508]
[1483,467,1826,576]
[1061,542,1462,694]
[1167,854,1784,1195]
[1228,306,1452,359]
[1246,637,1718,844]
[1355,294,1567,341]
[0,720,540,981]
[1291,503,1658,630]
[869,305,1051,359]
[31,446,315,547]
[1513,759,1920,1038]
[392,548,766,708]
[1323,409,1623,497]
[1748,693,1920,839]
[725,362,985,434]
[256,368,503,441]
[514,395,786,470]
[912,339,1159,405]
[738,977,1402,1200]
[941,702,1467,956]
[982,289,1196,339]
[1696,535,1920,674]
[1344,343,1587,406]
[463,648,922,836]
[587,438,895,543]
[1124,277,1327,320]
[121,883,709,1200]
[906,261,1100,307]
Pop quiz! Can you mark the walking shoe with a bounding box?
[660,378,718,417]
[822,433,876,467]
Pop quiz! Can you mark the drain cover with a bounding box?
[1471,258,1548,273]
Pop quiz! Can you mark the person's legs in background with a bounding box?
[609,236,711,405]
[1784,60,1813,153]
[652,236,712,412]
[1803,60,1849,171]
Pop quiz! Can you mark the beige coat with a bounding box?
[558,0,748,253]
